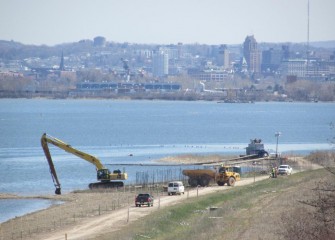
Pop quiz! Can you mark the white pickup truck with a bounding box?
[167,181,185,195]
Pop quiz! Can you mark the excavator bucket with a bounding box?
[55,187,61,195]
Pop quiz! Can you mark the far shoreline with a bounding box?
[1,96,335,103]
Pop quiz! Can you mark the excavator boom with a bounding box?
[41,133,105,169]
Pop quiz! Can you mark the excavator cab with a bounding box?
[97,169,110,181]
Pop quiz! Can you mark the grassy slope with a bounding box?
[99,169,329,240]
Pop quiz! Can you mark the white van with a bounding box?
[167,181,185,195]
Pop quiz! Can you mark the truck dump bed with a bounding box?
[182,169,216,178]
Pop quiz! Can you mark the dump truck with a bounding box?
[182,166,240,187]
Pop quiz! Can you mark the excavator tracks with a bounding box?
[88,181,124,189]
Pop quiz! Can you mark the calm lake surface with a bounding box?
[0,99,334,222]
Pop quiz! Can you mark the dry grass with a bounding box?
[108,168,331,240]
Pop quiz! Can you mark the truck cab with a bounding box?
[167,181,185,195]
[216,166,241,186]
[135,193,154,207]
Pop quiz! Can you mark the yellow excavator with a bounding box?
[41,133,127,195]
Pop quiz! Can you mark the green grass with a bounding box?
[109,169,327,240]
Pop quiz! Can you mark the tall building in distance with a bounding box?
[217,44,230,69]
[243,35,261,73]
[59,51,65,71]
[261,48,284,73]
[152,50,169,78]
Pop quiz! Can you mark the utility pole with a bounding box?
[306,0,310,79]
[275,132,281,164]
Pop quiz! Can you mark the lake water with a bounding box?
[0,199,62,223]
[0,99,334,222]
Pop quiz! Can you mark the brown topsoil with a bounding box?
[0,155,321,240]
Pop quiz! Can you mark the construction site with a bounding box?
[0,135,309,240]
[41,133,283,194]
[0,152,318,240]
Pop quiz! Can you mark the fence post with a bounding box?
[127,208,130,223]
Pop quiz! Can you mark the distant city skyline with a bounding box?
[0,0,334,46]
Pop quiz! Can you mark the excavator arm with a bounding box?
[41,133,126,195]
[41,133,105,169]
[41,134,62,195]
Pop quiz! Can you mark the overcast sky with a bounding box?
[0,0,334,46]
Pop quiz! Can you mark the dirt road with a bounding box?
[37,176,269,240]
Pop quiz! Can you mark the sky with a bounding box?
[0,0,334,46]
